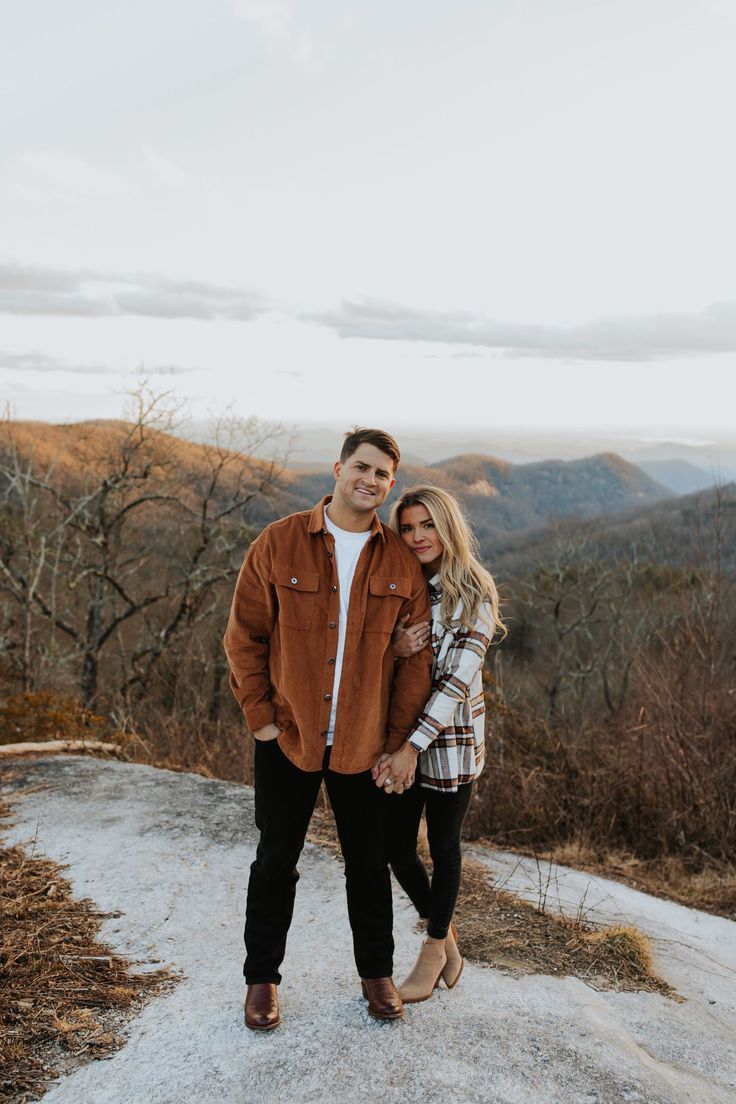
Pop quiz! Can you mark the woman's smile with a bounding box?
[399,504,444,567]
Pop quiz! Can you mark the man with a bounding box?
[224,427,432,1029]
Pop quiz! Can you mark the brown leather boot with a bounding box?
[398,939,446,1003]
[360,977,404,1020]
[442,921,464,989]
[244,983,280,1030]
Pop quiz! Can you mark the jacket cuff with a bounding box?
[407,727,434,753]
[244,702,276,732]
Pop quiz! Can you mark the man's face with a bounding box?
[332,443,396,514]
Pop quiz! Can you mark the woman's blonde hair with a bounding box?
[390,484,506,638]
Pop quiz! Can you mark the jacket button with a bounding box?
[389,582,397,590]
[327,551,333,558]
[329,621,336,629]
[328,657,335,665]
[291,577,298,584]
[321,730,328,738]
[324,693,332,701]
[331,585,338,592]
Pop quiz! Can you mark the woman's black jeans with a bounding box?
[385,777,473,939]
[244,738,394,984]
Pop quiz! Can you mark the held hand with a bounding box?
[371,753,392,781]
[373,761,393,788]
[392,615,431,659]
[375,742,419,794]
[253,722,281,742]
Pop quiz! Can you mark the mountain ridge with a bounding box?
[1,419,674,547]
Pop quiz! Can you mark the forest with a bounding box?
[2,391,734,917]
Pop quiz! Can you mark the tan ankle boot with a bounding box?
[398,939,447,1003]
[442,921,464,989]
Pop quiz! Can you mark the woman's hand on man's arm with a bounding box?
[392,614,431,659]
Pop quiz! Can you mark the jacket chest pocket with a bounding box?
[364,576,412,633]
[272,571,320,630]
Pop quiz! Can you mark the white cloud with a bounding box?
[0,347,195,376]
[306,299,736,362]
[0,262,270,322]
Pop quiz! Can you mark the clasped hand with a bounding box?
[371,741,419,795]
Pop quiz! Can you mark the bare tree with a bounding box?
[510,527,655,724]
[0,385,289,708]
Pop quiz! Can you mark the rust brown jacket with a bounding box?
[223,496,433,774]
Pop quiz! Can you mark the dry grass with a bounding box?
[306,801,672,997]
[6,694,734,923]
[123,712,255,787]
[0,782,176,1104]
[540,841,736,922]
[453,857,670,995]
[583,926,653,975]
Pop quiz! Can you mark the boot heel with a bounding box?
[442,921,465,989]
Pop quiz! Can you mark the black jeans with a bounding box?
[244,739,393,984]
[385,778,473,939]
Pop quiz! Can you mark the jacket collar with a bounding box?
[308,495,386,542]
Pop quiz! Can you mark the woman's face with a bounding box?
[398,504,444,570]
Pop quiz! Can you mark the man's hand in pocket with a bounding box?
[253,723,281,742]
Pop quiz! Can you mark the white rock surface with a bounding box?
[3,756,735,1104]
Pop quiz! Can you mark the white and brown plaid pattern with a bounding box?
[408,575,492,793]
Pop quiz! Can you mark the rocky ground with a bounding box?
[3,756,735,1104]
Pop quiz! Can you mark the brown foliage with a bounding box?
[124,711,255,787]
[468,683,736,866]
[0,789,175,1104]
[0,693,110,748]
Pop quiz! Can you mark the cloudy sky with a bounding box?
[2,0,735,433]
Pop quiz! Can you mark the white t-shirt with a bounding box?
[323,507,372,745]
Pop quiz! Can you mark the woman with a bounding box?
[373,484,505,1003]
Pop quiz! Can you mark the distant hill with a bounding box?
[636,459,722,495]
[2,420,674,554]
[488,481,736,581]
[258,450,672,551]
[213,420,736,474]
[419,452,670,549]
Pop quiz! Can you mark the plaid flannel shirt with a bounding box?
[408,575,493,793]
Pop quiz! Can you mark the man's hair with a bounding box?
[340,427,401,471]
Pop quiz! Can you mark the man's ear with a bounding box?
[333,460,341,480]
[389,477,396,491]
